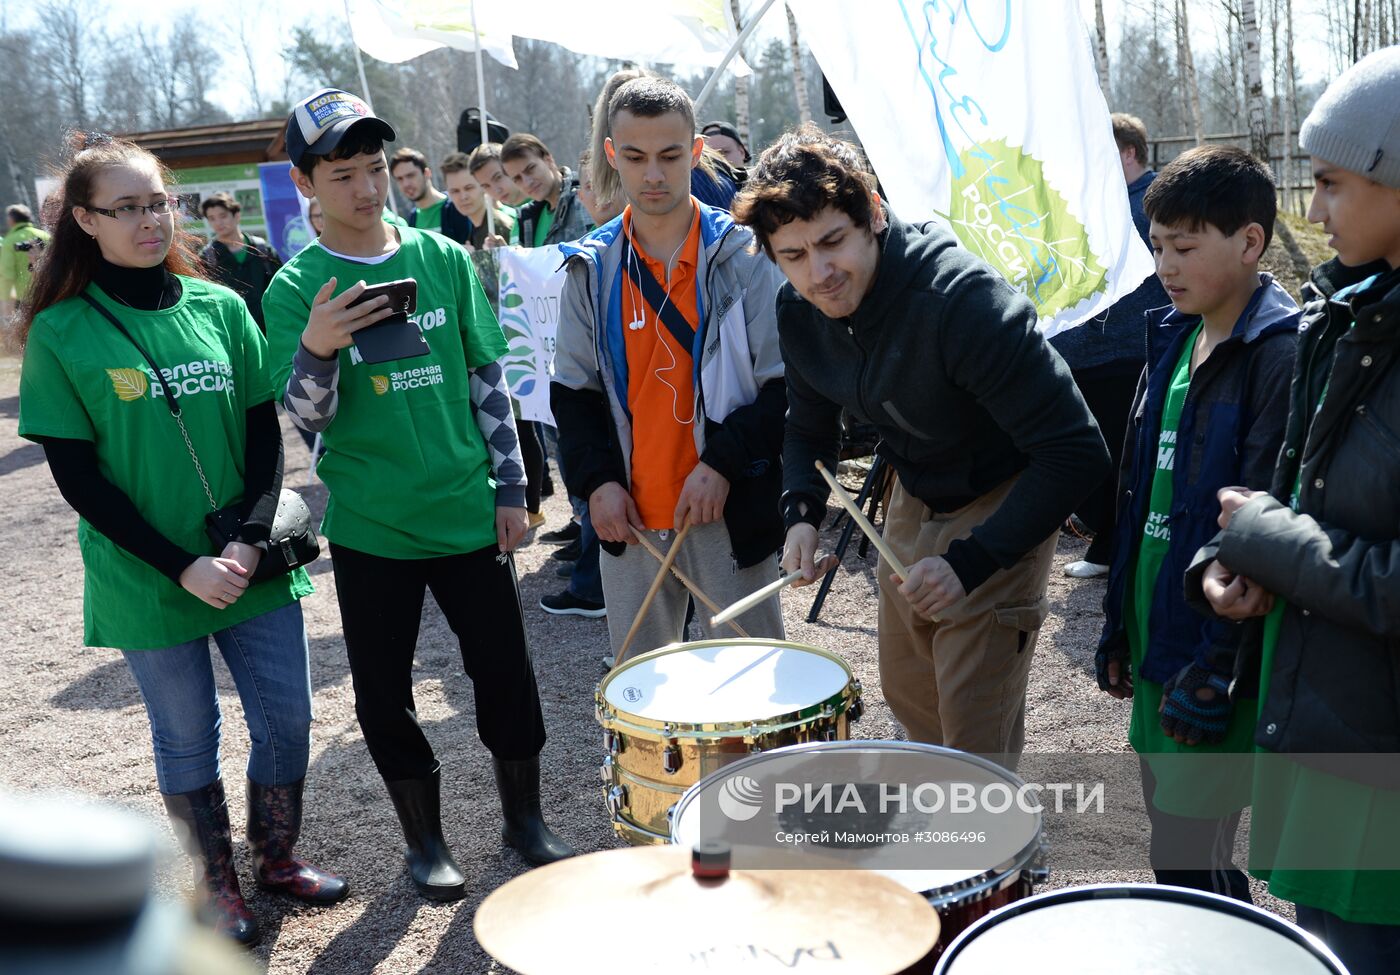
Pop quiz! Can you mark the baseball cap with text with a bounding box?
[286,88,397,168]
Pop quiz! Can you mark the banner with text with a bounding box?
[789,0,1155,335]
[496,245,565,425]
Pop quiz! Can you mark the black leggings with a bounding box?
[330,542,547,781]
[518,420,544,514]
[1070,363,1142,565]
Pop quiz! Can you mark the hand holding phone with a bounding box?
[346,278,430,364]
[302,278,398,360]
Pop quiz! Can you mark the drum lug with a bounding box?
[662,743,682,775]
[603,728,621,756]
[1029,864,1050,886]
[605,784,628,819]
[849,682,865,722]
[823,727,839,742]
[600,756,616,783]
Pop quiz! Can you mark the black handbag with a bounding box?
[81,293,319,581]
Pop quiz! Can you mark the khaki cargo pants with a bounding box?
[877,475,1058,758]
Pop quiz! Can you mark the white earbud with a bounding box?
[627,319,646,331]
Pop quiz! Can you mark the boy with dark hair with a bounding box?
[736,124,1107,758]
[1190,48,1400,973]
[263,88,574,902]
[500,133,591,248]
[551,75,787,661]
[1095,144,1299,900]
[441,151,515,249]
[199,191,283,331]
[389,146,451,236]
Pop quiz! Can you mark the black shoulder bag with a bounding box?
[81,292,319,581]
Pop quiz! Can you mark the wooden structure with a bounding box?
[121,118,287,169]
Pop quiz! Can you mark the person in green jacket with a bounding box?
[1,204,52,317]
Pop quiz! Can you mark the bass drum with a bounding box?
[597,639,863,844]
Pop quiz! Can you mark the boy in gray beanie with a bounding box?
[1186,45,1400,975]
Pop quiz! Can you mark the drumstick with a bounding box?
[632,531,749,638]
[816,461,909,578]
[618,520,692,663]
[709,569,805,628]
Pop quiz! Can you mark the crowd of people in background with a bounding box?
[4,45,1399,975]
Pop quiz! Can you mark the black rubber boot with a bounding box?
[384,767,466,901]
[246,777,350,905]
[162,779,260,946]
[492,756,576,866]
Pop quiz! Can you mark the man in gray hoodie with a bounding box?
[734,126,1108,757]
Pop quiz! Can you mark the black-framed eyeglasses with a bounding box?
[87,198,180,221]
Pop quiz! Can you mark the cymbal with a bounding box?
[474,845,939,974]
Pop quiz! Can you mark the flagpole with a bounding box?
[470,0,496,237]
[694,0,779,114]
[343,0,399,214]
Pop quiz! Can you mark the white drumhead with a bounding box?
[672,741,1041,898]
[942,893,1341,973]
[602,643,850,724]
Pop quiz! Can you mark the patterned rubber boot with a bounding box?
[162,779,260,947]
[247,777,350,905]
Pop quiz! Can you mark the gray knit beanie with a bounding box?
[1300,46,1400,188]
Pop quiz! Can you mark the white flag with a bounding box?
[789,0,1154,335]
[505,0,750,74]
[346,0,519,68]
[496,245,566,425]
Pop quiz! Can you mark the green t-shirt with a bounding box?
[414,198,446,233]
[1248,332,1400,924]
[1126,325,1255,815]
[18,278,312,650]
[532,203,555,248]
[382,208,408,228]
[263,227,508,558]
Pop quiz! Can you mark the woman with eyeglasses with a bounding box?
[15,134,346,946]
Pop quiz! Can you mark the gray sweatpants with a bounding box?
[601,520,785,664]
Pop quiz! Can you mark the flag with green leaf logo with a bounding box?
[788,0,1155,336]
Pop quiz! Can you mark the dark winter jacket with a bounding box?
[1050,170,1170,373]
[1185,259,1400,783]
[779,209,1110,594]
[516,168,592,249]
[550,203,786,567]
[1097,276,1299,686]
[200,234,282,331]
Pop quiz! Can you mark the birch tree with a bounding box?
[1242,0,1268,160]
[1176,0,1205,144]
[785,3,812,124]
[730,0,751,147]
[1094,0,1111,94]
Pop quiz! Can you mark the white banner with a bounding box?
[789,0,1154,335]
[346,0,519,67]
[348,0,748,74]
[496,245,565,425]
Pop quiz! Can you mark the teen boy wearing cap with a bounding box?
[1187,48,1400,974]
[262,89,575,902]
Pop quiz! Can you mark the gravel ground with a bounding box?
[0,356,1287,973]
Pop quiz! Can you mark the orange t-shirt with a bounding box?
[622,204,703,530]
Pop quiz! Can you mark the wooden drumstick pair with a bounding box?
[705,461,939,626]
[617,522,753,665]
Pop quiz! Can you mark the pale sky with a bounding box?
[9,0,1337,123]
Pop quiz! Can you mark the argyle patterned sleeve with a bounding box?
[282,342,340,433]
[468,359,527,508]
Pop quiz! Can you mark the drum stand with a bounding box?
[807,451,892,623]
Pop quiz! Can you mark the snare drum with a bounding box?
[596,639,863,845]
[935,883,1349,974]
[671,741,1047,959]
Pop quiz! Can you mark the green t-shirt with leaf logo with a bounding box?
[18,278,312,650]
[262,227,508,558]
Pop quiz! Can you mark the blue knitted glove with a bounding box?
[1159,663,1232,746]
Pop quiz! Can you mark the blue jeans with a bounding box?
[568,510,604,604]
[540,423,586,520]
[121,601,313,794]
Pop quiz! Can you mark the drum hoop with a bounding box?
[669,740,1047,900]
[598,639,859,737]
[931,883,1350,974]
